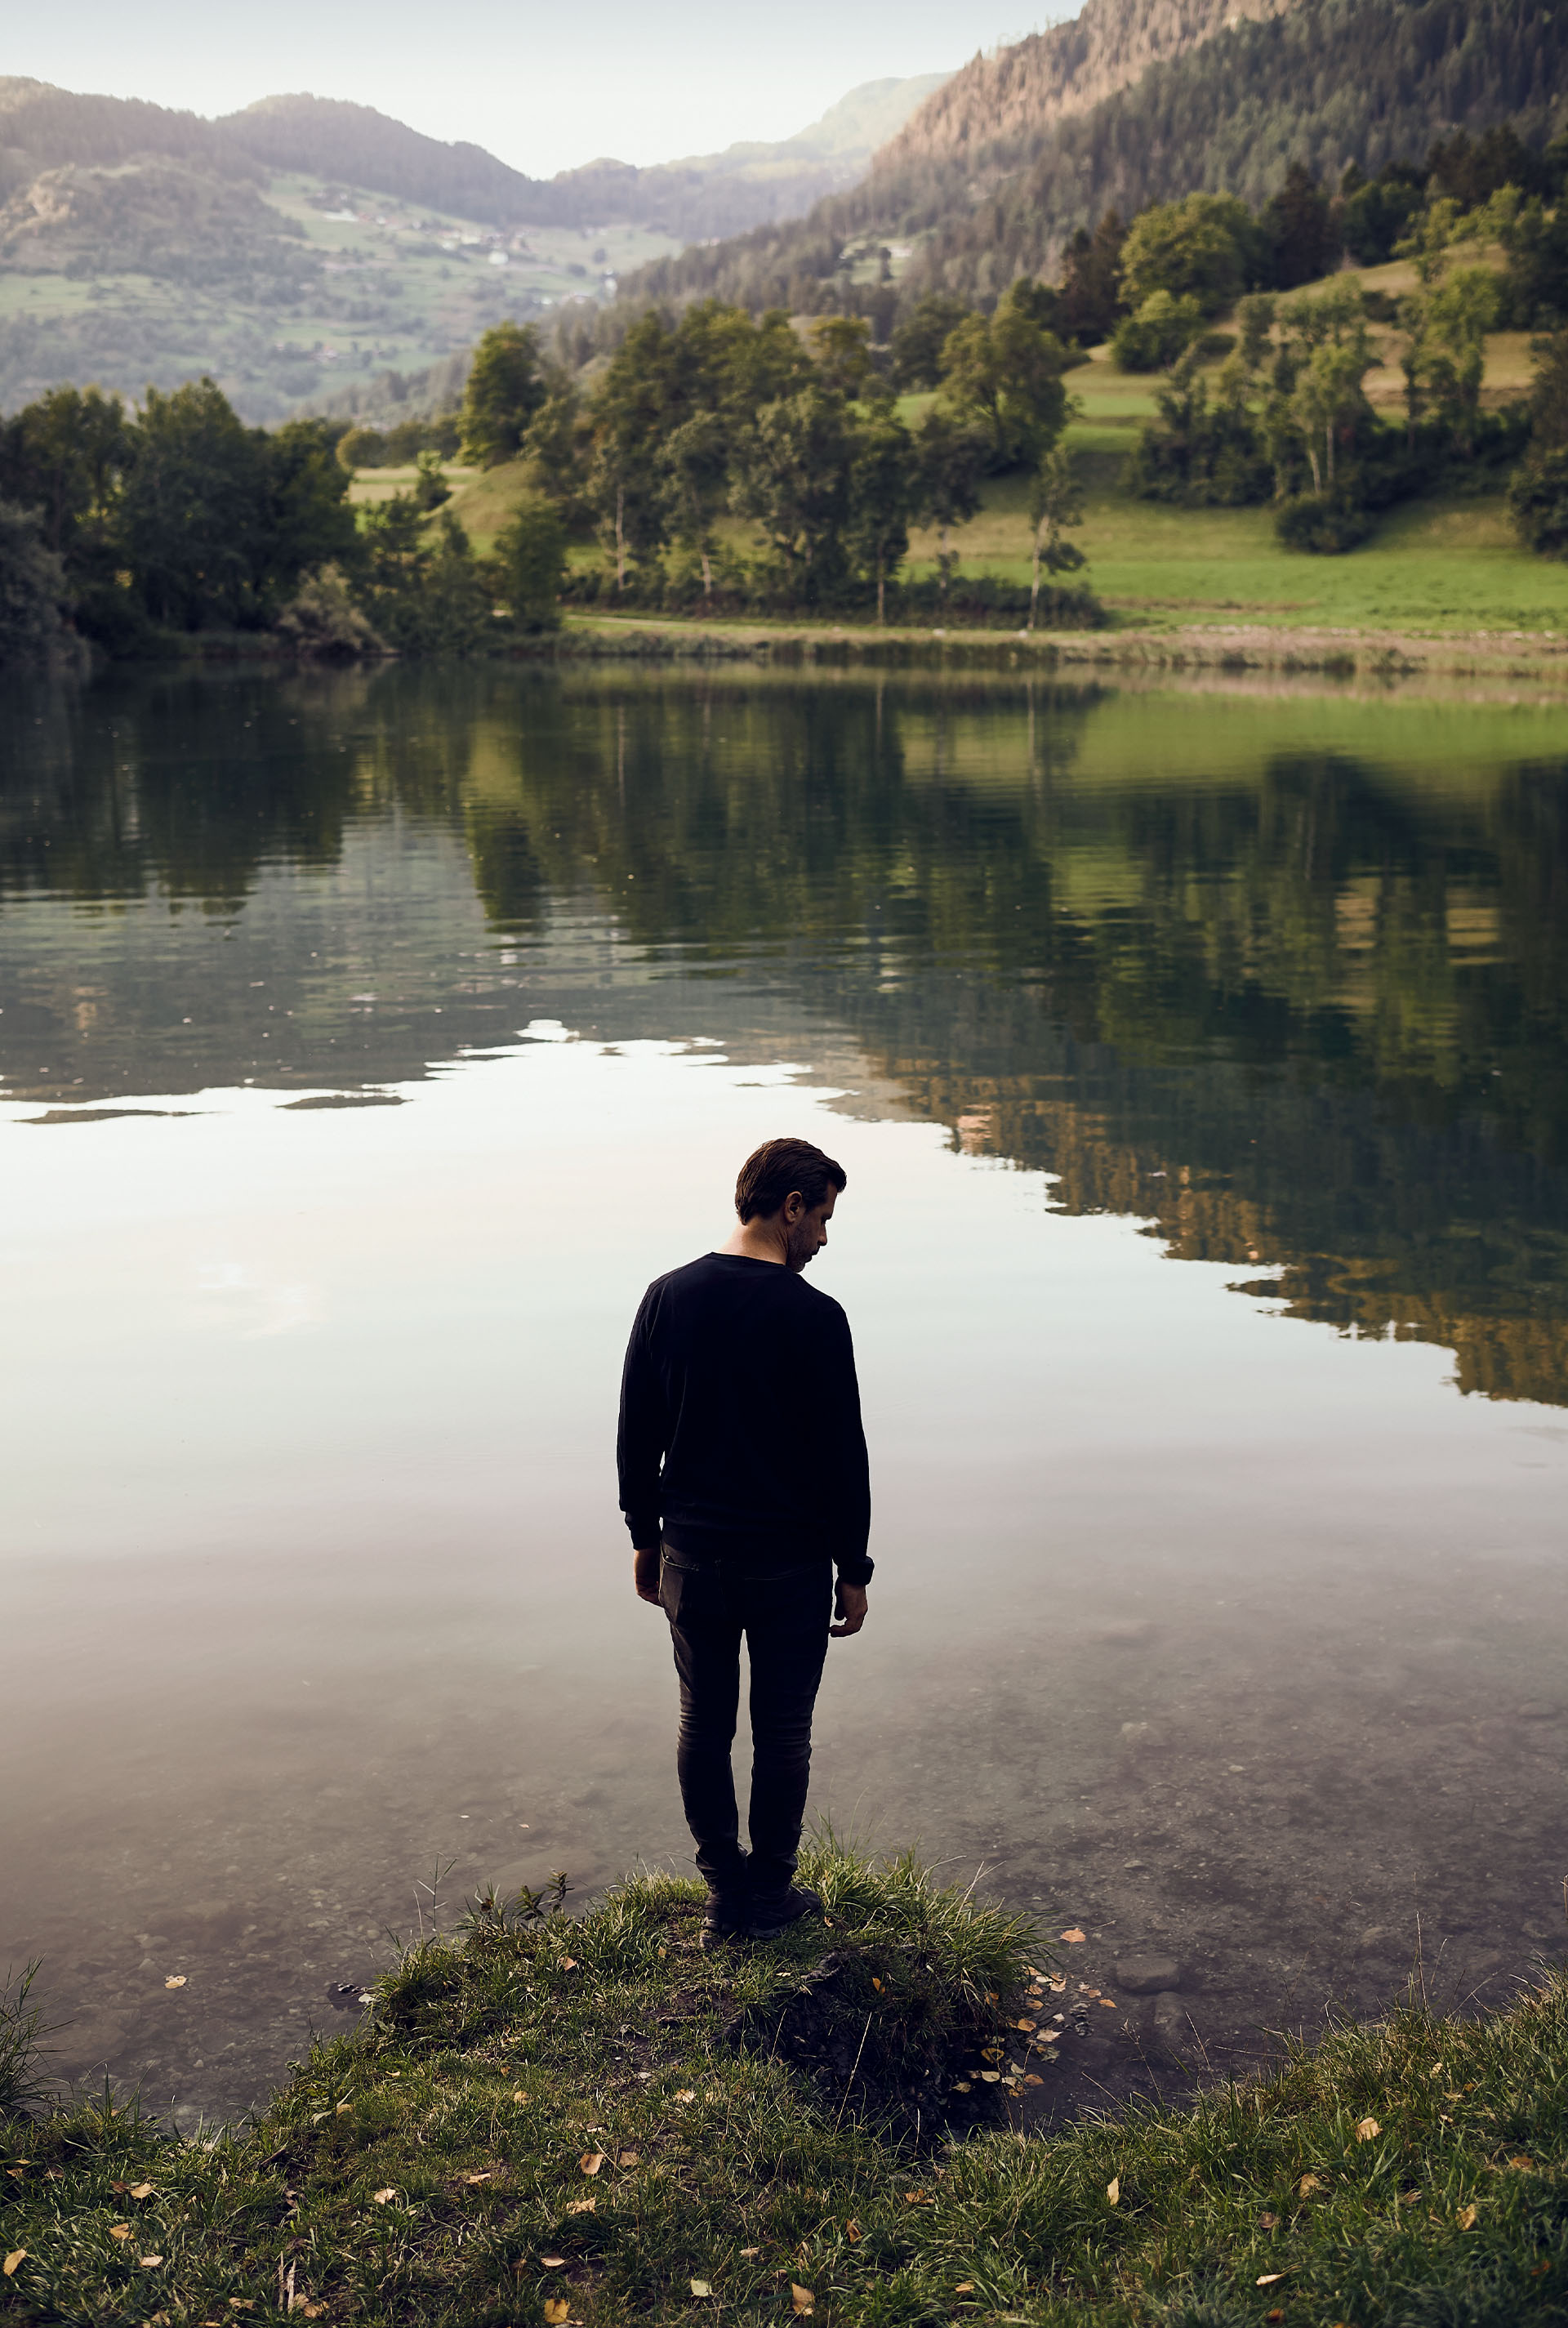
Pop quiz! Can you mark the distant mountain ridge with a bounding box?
[0,73,950,238]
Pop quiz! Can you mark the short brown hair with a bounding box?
[734,1137,847,1223]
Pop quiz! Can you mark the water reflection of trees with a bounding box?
[3,665,1566,1402]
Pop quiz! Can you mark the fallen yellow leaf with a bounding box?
[1016,2018,1035,2031]
[541,2256,566,2268]
[130,2183,155,2201]
[690,2279,713,2297]
[372,2189,396,2205]
[109,2224,132,2241]
[1098,1999,1118,2010]
[1106,2179,1120,2206]
[1060,1928,1086,1944]
[1458,2203,1478,2230]
[565,2197,597,2215]
[512,2090,530,2103]
[1257,2273,1285,2286]
[140,2254,165,2268]
[1508,2156,1536,2171]
[164,1976,187,1991]
[740,2246,760,2258]
[1047,1973,1067,1991]
[618,2150,640,2168]
[335,2102,350,2116]
[301,2308,324,2321]
[955,2284,973,2296]
[1355,2117,1381,2141]
[791,2286,815,2317]
[544,2303,572,2325]
[579,2152,605,2175]
[675,2089,697,2103]
[902,2190,931,2205]
[844,2221,861,2242]
[872,1978,883,1991]
[979,2070,1001,2083]
[2,2254,25,2278]
[1298,2174,1321,2195]
[953,2080,973,2093]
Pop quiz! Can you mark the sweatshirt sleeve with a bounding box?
[819,1299,874,1586]
[617,1287,667,1550]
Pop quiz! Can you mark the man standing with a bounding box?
[618,1137,872,1946]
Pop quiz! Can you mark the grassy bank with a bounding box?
[5,1845,1568,2327]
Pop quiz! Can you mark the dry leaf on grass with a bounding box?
[1106,2179,1120,2206]
[579,2152,604,2175]
[740,2247,760,2259]
[844,2221,861,2242]
[164,1976,187,1990]
[1046,1973,1067,1991]
[559,1958,578,1972]
[618,2150,640,2167]
[372,2190,396,2205]
[541,2256,566,2268]
[1059,1928,1086,1944]
[955,2284,973,2295]
[566,2198,597,2216]
[1257,2272,1285,2286]
[690,2280,713,2297]
[512,2090,530,2103]
[140,2255,164,2268]
[1298,2174,1321,2195]
[130,2183,155,2201]
[109,2225,132,2241]
[1458,2203,1478,2230]
[3,2254,26,2279]
[461,2170,492,2185]
[675,2089,697,2103]
[1355,2117,1381,2141]
[791,2286,815,2317]
[544,2303,572,2325]
[979,2071,1001,2084]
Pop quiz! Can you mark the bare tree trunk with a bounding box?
[1306,444,1322,494]
[1325,423,1334,488]
[615,484,626,591]
[700,546,712,598]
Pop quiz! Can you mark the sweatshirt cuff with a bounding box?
[835,1552,874,1588]
[625,1508,662,1550]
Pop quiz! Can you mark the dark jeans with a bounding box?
[659,1545,833,1904]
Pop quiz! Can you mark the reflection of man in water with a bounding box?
[618,1137,873,1946]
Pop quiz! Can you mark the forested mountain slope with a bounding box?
[876,0,1294,182]
[623,0,1568,315]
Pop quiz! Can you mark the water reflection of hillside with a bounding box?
[2,664,1566,1403]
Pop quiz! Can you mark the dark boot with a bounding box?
[701,1855,751,1951]
[746,1882,822,1941]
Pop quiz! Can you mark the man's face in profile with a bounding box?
[785,1189,836,1273]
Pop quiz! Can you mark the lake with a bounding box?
[3,662,1566,2131]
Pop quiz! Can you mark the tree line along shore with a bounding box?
[2,118,1568,668]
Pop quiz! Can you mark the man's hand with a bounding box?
[830,1580,868,1638]
[633,1545,662,1606]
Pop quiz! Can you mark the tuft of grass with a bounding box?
[5,1847,1568,2325]
[0,1961,56,2121]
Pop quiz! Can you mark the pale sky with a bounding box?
[5,1,1054,178]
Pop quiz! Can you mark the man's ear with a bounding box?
[783,1189,805,1222]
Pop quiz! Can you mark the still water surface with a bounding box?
[3,666,1567,2128]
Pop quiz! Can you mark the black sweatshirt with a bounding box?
[617,1252,873,1584]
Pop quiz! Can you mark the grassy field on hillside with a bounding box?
[6,1844,1568,2328]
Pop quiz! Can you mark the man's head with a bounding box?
[734,1137,847,1273]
